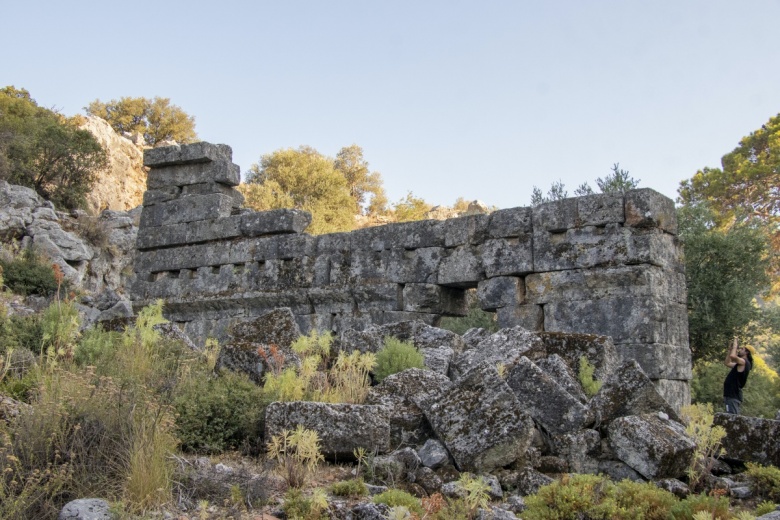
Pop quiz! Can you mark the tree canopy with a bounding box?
[0,86,107,209]
[334,144,387,215]
[86,96,197,146]
[241,146,356,235]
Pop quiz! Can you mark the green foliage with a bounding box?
[755,500,778,516]
[439,299,498,335]
[745,463,780,501]
[334,144,387,215]
[373,488,424,516]
[173,369,264,454]
[679,203,771,362]
[0,313,43,356]
[1,86,107,209]
[73,326,123,367]
[680,403,726,491]
[242,146,357,234]
[392,191,432,222]
[40,299,81,364]
[267,425,324,489]
[669,492,731,519]
[531,164,639,206]
[86,96,197,146]
[0,248,60,296]
[373,337,425,383]
[282,487,328,520]
[457,473,491,515]
[578,355,602,397]
[329,478,368,497]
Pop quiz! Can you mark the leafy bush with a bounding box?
[73,326,123,367]
[0,248,60,296]
[373,337,425,383]
[745,463,780,501]
[578,356,602,397]
[0,313,43,355]
[282,487,328,520]
[174,369,264,454]
[670,492,731,519]
[329,478,368,497]
[457,473,491,515]
[267,425,324,489]
[373,488,424,516]
[680,403,726,491]
[755,501,777,516]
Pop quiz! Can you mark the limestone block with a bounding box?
[229,308,301,348]
[418,439,451,469]
[497,304,543,330]
[525,265,687,305]
[376,321,466,353]
[537,332,619,383]
[239,209,312,236]
[617,344,692,380]
[146,159,240,189]
[315,232,351,254]
[477,276,523,311]
[535,354,588,403]
[336,328,384,354]
[394,219,446,249]
[294,313,332,335]
[385,247,443,284]
[182,181,244,206]
[402,283,467,315]
[142,185,181,206]
[532,197,578,232]
[543,297,689,346]
[551,429,601,474]
[713,413,780,466]
[349,250,387,283]
[143,141,233,168]
[367,311,439,327]
[422,346,454,376]
[652,379,691,413]
[136,215,243,250]
[139,193,233,228]
[332,313,374,333]
[28,220,92,262]
[589,360,679,424]
[352,283,401,312]
[58,498,113,520]
[444,213,490,246]
[450,326,546,381]
[624,189,677,233]
[309,287,355,314]
[577,193,625,227]
[488,206,533,238]
[437,246,484,287]
[481,236,534,277]
[350,225,389,252]
[424,363,535,473]
[608,413,696,479]
[264,401,391,458]
[506,357,592,435]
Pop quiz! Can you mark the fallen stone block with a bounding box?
[713,413,780,466]
[550,429,601,474]
[424,362,535,473]
[377,320,466,353]
[450,326,546,380]
[608,413,695,479]
[264,401,390,459]
[537,331,618,383]
[535,354,588,404]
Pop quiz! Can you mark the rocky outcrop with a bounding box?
[79,115,147,214]
[713,413,780,466]
[57,498,113,519]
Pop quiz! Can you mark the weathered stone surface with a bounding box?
[477,276,523,311]
[624,188,677,233]
[424,363,535,473]
[462,327,492,349]
[377,321,466,353]
[617,343,692,380]
[385,247,444,284]
[534,354,588,403]
[228,308,301,349]
[1,393,32,425]
[437,246,484,287]
[488,207,533,238]
[422,346,454,375]
[551,429,601,474]
[418,439,451,469]
[577,193,625,227]
[713,413,780,466]
[481,237,533,277]
[240,209,312,237]
[144,141,233,168]
[415,466,444,495]
[537,332,618,382]
[506,357,591,435]
[653,379,691,414]
[497,304,544,330]
[598,460,644,482]
[57,498,113,519]
[590,361,679,424]
[402,283,467,315]
[264,401,390,458]
[513,467,554,496]
[445,214,490,246]
[608,413,696,479]
[532,197,578,232]
[450,327,546,381]
[139,193,234,228]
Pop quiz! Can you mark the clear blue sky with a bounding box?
[2,1,779,210]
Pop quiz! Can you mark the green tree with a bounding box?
[0,86,107,209]
[530,164,638,206]
[334,144,387,215]
[86,96,197,146]
[679,113,780,288]
[392,191,432,222]
[679,203,771,362]
[241,146,356,234]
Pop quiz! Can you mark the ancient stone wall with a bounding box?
[130,142,690,406]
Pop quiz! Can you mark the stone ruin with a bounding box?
[130,141,690,410]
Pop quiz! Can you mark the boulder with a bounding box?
[537,332,618,383]
[418,439,451,470]
[450,326,546,380]
[534,354,587,403]
[57,498,113,519]
[551,429,601,474]
[424,363,535,473]
[607,413,696,479]
[513,467,554,496]
[264,401,390,459]
[713,413,780,466]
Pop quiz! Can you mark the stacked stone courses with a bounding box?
[131,142,691,406]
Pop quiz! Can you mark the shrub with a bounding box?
[578,356,602,397]
[40,298,81,365]
[282,487,328,520]
[680,403,726,491]
[0,248,60,296]
[670,492,731,519]
[0,313,43,355]
[329,478,368,497]
[755,500,777,516]
[73,214,109,249]
[373,488,424,516]
[73,326,123,367]
[457,473,491,515]
[374,337,425,383]
[267,425,324,489]
[439,303,498,335]
[745,463,780,501]
[174,369,264,454]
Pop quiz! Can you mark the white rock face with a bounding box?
[79,115,147,214]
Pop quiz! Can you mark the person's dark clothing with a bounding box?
[723,359,751,413]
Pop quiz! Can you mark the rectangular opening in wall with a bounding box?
[168,270,180,279]
[211,266,221,275]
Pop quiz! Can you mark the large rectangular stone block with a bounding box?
[497,304,543,330]
[444,214,490,247]
[624,189,677,234]
[349,250,387,283]
[544,297,688,346]
[481,236,533,277]
[309,287,355,314]
[136,215,243,250]
[577,193,625,226]
[139,193,234,228]
[239,209,312,237]
[477,276,524,310]
[488,207,533,238]
[532,197,578,232]
[437,246,484,287]
[368,311,440,327]
[617,343,692,380]
[394,220,446,249]
[713,413,780,466]
[352,283,401,311]
[525,265,687,305]
[146,160,240,189]
[402,283,467,315]
[144,142,233,167]
[385,248,443,284]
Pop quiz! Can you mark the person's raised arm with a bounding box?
[725,336,739,367]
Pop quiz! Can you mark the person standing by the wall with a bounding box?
[723,336,752,414]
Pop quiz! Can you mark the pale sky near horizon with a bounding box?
[2,1,779,210]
